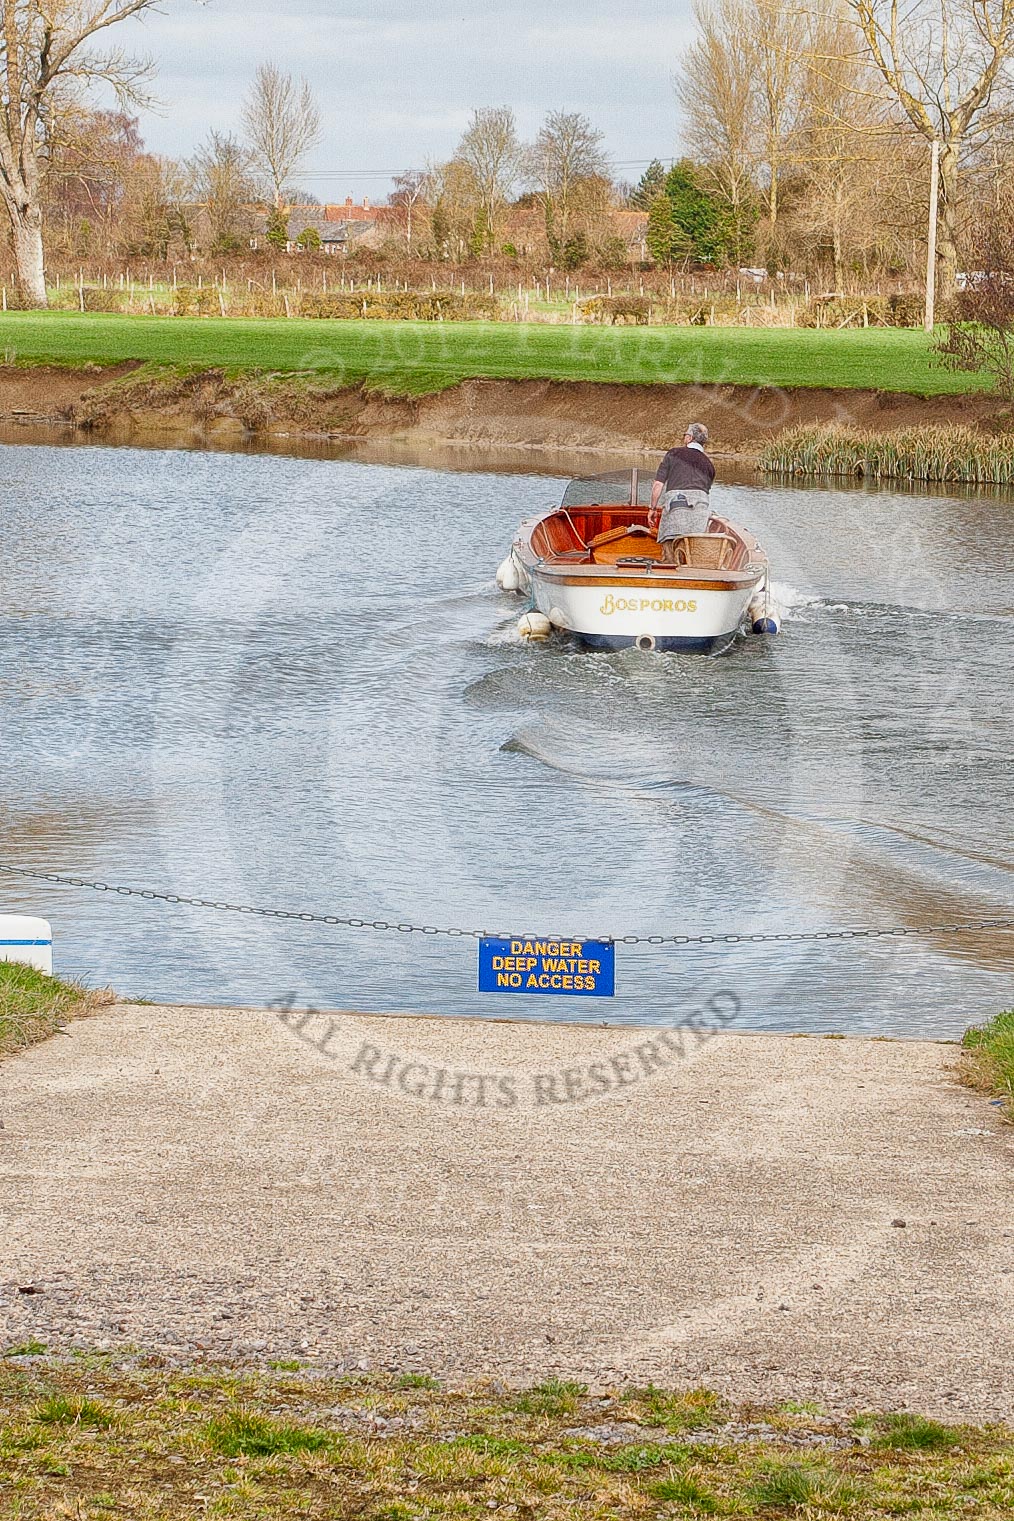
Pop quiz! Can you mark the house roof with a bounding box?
[322,199,386,224]
[287,210,345,242]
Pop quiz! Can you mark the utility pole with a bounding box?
[925,137,940,333]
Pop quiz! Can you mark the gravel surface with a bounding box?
[1,1005,1011,1418]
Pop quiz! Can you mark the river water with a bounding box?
[1,440,1011,1037]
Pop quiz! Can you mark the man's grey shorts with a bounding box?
[658,489,711,543]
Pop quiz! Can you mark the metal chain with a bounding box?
[1,861,1012,947]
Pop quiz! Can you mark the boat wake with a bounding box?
[771,581,823,613]
[772,583,1014,629]
[500,719,1014,967]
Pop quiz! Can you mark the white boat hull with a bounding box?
[529,575,757,652]
[503,477,773,654]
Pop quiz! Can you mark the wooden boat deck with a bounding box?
[529,506,752,572]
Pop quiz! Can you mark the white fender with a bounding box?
[517,611,552,641]
[496,554,521,593]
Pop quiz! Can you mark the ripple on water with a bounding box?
[0,445,1012,1036]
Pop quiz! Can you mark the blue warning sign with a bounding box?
[478,936,615,997]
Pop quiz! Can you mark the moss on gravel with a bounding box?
[0,1358,1010,1518]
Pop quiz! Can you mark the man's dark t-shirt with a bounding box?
[655,446,716,496]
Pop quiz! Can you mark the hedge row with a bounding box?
[47,286,502,321]
[577,295,759,325]
[797,294,929,328]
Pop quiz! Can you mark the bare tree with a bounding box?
[389,168,428,250]
[121,153,191,260]
[453,106,525,250]
[189,130,258,255]
[529,109,610,250]
[850,0,1014,299]
[790,10,896,284]
[752,0,804,228]
[681,0,816,239]
[42,106,143,258]
[241,62,321,210]
[0,0,189,306]
[936,186,1014,392]
[677,0,764,246]
[425,155,476,258]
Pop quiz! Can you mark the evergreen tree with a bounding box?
[467,213,486,260]
[560,230,590,270]
[645,194,692,268]
[266,208,290,250]
[545,205,560,264]
[664,160,747,266]
[430,197,449,255]
[646,194,677,266]
[630,159,667,210]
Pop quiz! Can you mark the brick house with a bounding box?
[253,197,647,261]
[250,198,388,254]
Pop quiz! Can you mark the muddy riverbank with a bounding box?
[1,363,1010,461]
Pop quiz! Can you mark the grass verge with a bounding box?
[761,422,1014,484]
[0,962,111,1060]
[0,1360,1010,1518]
[962,1011,1014,1119]
[0,310,992,396]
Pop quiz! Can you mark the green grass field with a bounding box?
[0,310,990,397]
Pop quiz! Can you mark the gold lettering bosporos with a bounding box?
[599,594,698,616]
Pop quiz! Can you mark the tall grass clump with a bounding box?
[0,963,108,1059]
[621,1385,726,1432]
[34,1395,116,1429]
[652,1471,722,1510]
[870,1411,961,1450]
[761,422,1014,486]
[961,1011,1014,1119]
[204,1410,332,1458]
[747,1458,863,1511]
[511,1379,588,1417]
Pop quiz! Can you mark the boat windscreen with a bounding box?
[561,469,655,508]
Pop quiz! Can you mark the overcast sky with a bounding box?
[112,1,695,198]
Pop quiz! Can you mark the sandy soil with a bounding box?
[0,365,1011,459]
[1,1006,1011,1417]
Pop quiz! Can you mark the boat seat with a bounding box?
[589,525,664,565]
[672,533,738,569]
[587,524,654,550]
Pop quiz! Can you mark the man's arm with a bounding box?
[648,477,664,530]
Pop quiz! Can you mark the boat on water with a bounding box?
[497,469,779,653]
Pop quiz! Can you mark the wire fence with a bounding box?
[1,862,1012,949]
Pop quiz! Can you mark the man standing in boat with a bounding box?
[648,422,716,563]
